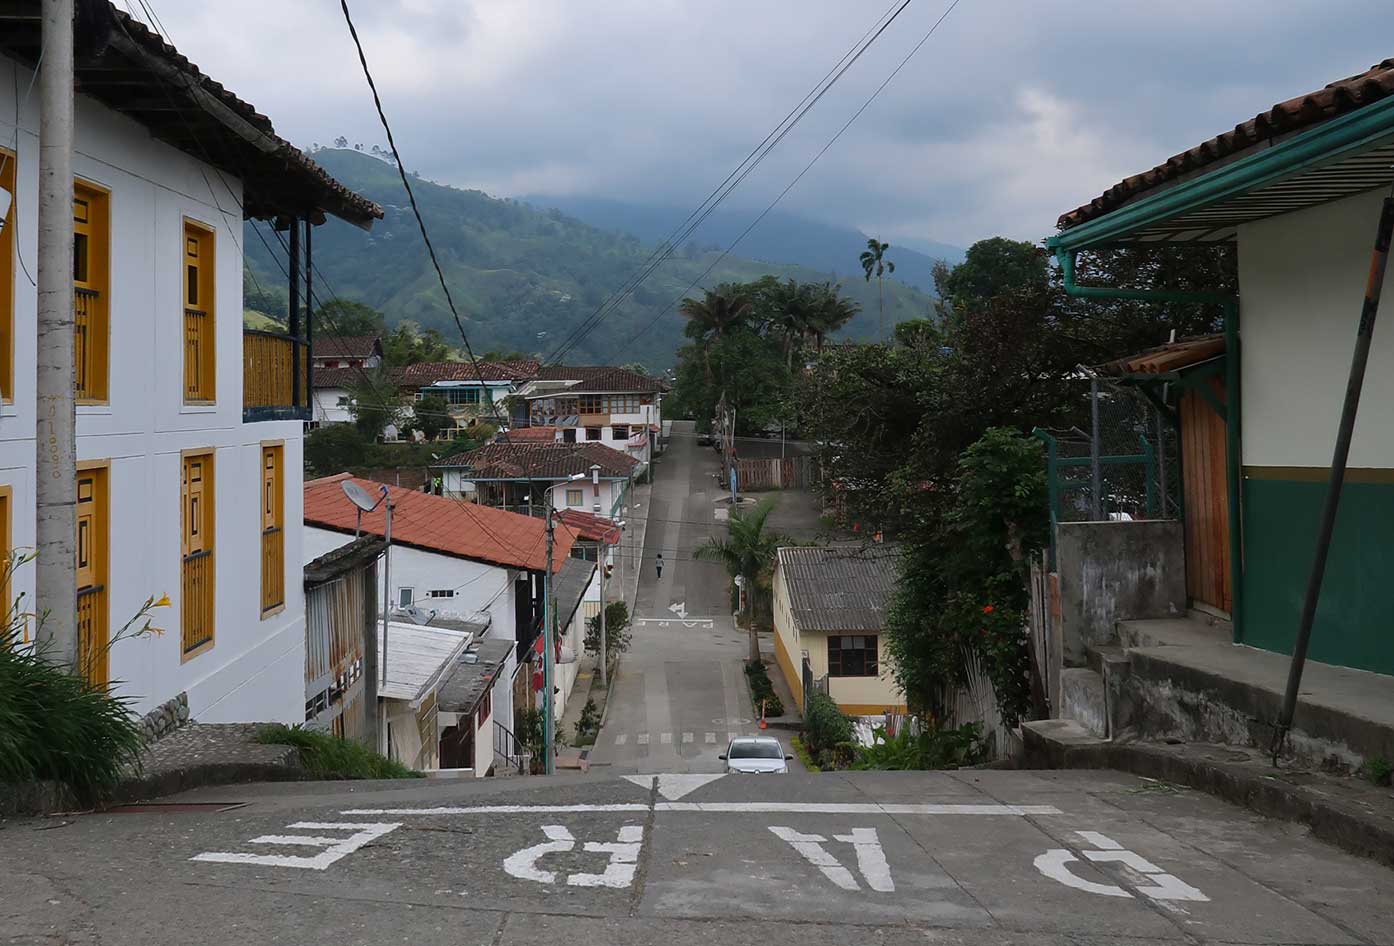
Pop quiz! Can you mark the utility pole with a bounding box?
[379,488,393,756]
[598,543,608,689]
[542,495,556,775]
[34,0,76,667]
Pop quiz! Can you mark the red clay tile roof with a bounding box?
[310,367,364,389]
[532,366,666,394]
[1100,334,1225,376]
[304,474,575,572]
[556,509,622,545]
[1060,57,1394,230]
[315,336,382,360]
[499,427,560,443]
[437,442,640,479]
[397,361,540,385]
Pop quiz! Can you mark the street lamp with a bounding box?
[542,470,589,774]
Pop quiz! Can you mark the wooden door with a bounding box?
[181,453,215,654]
[76,467,108,688]
[1180,379,1231,614]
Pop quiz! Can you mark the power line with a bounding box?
[540,0,917,366]
[617,0,966,359]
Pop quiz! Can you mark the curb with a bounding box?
[1023,725,1394,867]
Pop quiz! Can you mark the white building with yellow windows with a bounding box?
[0,7,380,722]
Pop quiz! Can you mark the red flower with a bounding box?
[982,605,994,614]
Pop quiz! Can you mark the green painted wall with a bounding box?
[1241,477,1394,676]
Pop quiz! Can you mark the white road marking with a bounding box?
[660,732,673,744]
[621,773,727,800]
[614,733,628,746]
[1035,831,1209,903]
[833,828,895,892]
[192,822,400,871]
[705,732,716,744]
[770,826,858,890]
[637,733,650,746]
[503,825,645,889]
[682,732,694,744]
[668,601,689,619]
[344,801,1060,817]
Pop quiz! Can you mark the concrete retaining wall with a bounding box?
[1056,520,1186,664]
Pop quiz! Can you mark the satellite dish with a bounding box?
[340,480,383,512]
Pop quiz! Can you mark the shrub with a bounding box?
[256,724,420,779]
[851,721,986,770]
[1366,756,1393,787]
[584,601,632,664]
[789,734,820,772]
[573,698,601,745]
[803,690,854,755]
[743,659,784,718]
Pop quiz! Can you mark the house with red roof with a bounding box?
[303,474,592,753]
[513,366,667,466]
[433,441,641,521]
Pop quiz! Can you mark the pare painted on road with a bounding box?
[503,824,645,888]
[1035,831,1208,904]
[190,821,400,870]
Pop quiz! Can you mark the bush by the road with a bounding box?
[802,690,855,768]
[744,659,784,718]
[257,724,420,780]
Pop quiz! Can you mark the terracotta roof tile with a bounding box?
[499,426,561,442]
[531,366,667,394]
[397,361,540,385]
[437,442,640,479]
[304,473,574,572]
[555,509,622,544]
[1099,334,1225,376]
[1060,57,1394,230]
[315,336,382,359]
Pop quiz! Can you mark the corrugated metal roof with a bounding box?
[552,558,597,630]
[775,545,900,633]
[1059,56,1394,231]
[436,639,514,714]
[377,622,470,704]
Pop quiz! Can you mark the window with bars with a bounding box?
[827,635,878,677]
[183,221,216,402]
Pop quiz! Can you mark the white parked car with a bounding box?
[720,736,792,774]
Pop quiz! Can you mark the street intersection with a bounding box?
[4,768,1392,945]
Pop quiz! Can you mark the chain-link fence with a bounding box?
[1036,378,1182,564]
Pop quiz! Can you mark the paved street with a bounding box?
[592,421,787,773]
[6,769,1394,945]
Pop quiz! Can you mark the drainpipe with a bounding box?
[1054,248,1243,643]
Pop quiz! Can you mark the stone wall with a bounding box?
[140,691,190,744]
[1055,520,1186,664]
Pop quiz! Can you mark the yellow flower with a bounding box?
[152,594,171,609]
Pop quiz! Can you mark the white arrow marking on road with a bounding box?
[191,822,400,871]
[668,601,688,619]
[621,773,727,800]
[1034,831,1209,903]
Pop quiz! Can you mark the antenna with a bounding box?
[340,479,384,512]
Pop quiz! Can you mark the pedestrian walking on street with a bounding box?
[655,552,664,579]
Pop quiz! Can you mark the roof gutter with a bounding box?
[1052,246,1244,646]
[1048,93,1394,252]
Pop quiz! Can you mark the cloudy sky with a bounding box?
[149,0,1388,249]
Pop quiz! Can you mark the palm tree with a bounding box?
[764,279,815,372]
[859,238,895,344]
[807,283,859,354]
[694,499,786,662]
[678,283,755,386]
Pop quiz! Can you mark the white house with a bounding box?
[435,441,640,521]
[0,7,379,722]
[514,366,666,467]
[310,359,539,437]
[310,366,363,426]
[302,473,582,752]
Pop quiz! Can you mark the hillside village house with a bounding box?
[1037,55,1394,765]
[302,474,583,749]
[312,335,383,371]
[0,8,379,722]
[435,441,640,520]
[514,366,665,468]
[772,546,905,716]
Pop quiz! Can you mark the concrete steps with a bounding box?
[1059,668,1106,738]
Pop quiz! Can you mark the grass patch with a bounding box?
[256,724,421,780]
[789,735,820,772]
[744,659,785,718]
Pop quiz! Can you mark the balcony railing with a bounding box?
[74,287,102,401]
[181,548,214,655]
[261,525,284,614]
[243,329,309,422]
[77,584,108,689]
[184,306,213,401]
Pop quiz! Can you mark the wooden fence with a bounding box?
[735,456,816,491]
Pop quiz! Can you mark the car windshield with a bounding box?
[729,741,783,760]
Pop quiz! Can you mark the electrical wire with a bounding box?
[540,0,917,366]
[616,0,966,359]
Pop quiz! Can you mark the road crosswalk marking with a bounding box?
[605,731,773,748]
[682,732,694,743]
[705,732,716,744]
[661,732,673,744]
[614,734,628,746]
[637,733,650,745]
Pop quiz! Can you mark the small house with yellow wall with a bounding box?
[771,545,905,715]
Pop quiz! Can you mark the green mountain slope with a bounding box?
[244,149,933,369]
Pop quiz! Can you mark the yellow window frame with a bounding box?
[260,441,285,617]
[73,179,110,404]
[182,219,216,403]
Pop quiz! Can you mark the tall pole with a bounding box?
[542,496,555,775]
[1089,377,1103,521]
[379,488,392,754]
[288,217,301,410]
[1274,196,1394,760]
[598,543,608,688]
[34,0,76,666]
